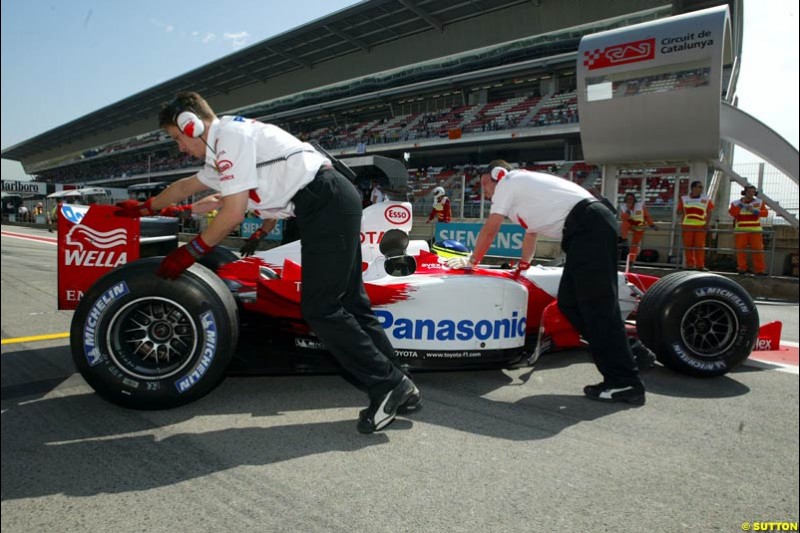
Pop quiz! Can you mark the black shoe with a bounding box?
[699,267,709,272]
[736,270,747,275]
[397,383,422,415]
[629,338,656,370]
[395,368,422,415]
[357,376,417,434]
[361,380,422,418]
[754,272,767,277]
[584,382,645,405]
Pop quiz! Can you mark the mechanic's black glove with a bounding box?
[240,228,267,257]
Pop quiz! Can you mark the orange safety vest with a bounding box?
[680,194,711,226]
[730,197,766,232]
[622,201,650,228]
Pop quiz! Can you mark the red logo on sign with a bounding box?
[384,205,411,225]
[583,38,655,70]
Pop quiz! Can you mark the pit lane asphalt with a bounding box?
[3,225,798,533]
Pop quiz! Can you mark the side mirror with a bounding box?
[384,255,416,276]
[379,228,409,257]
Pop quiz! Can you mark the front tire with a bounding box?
[636,271,758,377]
[70,258,238,409]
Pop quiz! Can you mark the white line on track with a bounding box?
[744,358,799,375]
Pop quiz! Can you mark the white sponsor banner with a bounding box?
[2,180,47,195]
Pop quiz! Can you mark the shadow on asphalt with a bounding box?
[1,343,753,501]
[639,366,751,398]
[531,348,752,399]
[1,393,389,501]
[1,345,75,402]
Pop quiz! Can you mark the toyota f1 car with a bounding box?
[58,201,761,410]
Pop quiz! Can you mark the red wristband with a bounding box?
[141,197,156,216]
[185,235,212,259]
[250,229,268,241]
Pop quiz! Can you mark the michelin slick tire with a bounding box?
[70,257,238,409]
[636,271,758,377]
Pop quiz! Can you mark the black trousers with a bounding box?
[281,218,300,245]
[292,168,404,398]
[557,199,641,387]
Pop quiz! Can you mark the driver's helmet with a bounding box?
[431,239,470,259]
[432,186,445,199]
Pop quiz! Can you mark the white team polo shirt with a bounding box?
[490,170,593,238]
[197,116,330,219]
[370,187,384,203]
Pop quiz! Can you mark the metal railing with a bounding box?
[618,225,796,277]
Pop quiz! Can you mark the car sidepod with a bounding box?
[371,274,529,367]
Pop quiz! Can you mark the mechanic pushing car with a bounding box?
[114,91,420,433]
[446,160,645,405]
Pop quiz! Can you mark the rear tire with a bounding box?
[636,272,758,377]
[70,258,238,409]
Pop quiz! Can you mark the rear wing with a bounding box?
[57,201,415,309]
[56,204,178,309]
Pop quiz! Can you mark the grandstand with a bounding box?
[5,0,797,234]
[1,0,738,183]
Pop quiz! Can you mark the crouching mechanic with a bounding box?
[115,91,420,433]
[446,160,645,405]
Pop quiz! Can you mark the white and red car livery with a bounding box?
[61,201,761,410]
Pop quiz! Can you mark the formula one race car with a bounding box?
[59,201,760,410]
